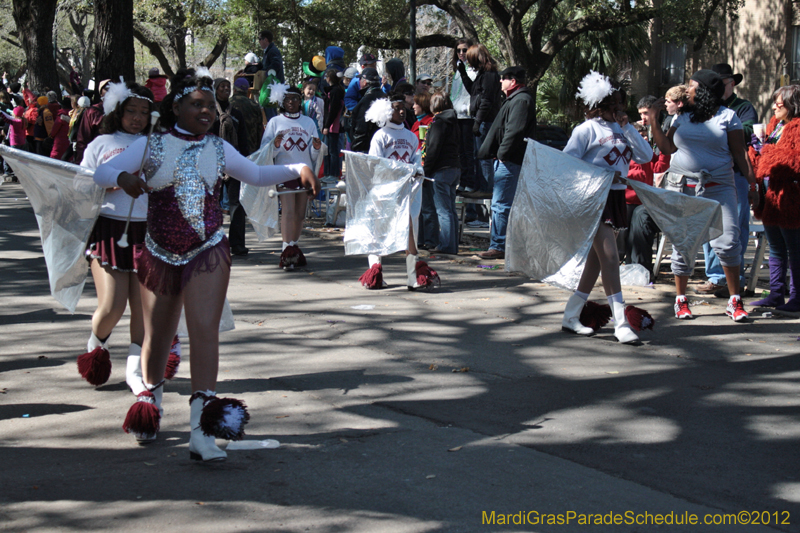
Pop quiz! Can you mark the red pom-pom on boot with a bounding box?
[77,347,112,386]
[579,301,612,332]
[279,245,304,270]
[625,305,655,331]
[414,260,440,290]
[359,264,383,289]
[164,335,181,380]
[122,388,161,443]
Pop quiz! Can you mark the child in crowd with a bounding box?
[302,79,325,137]
[93,68,319,462]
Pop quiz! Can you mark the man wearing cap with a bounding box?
[350,67,386,152]
[75,78,110,163]
[476,66,536,260]
[416,73,433,95]
[695,62,759,296]
[344,53,379,111]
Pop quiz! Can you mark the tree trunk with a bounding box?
[199,35,230,68]
[11,0,59,93]
[94,0,135,83]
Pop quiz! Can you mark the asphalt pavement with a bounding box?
[1,181,798,533]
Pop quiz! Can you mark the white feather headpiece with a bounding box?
[195,66,212,81]
[575,71,616,109]
[268,82,289,105]
[365,98,393,128]
[103,76,153,115]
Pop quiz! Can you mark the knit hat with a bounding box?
[690,69,725,100]
[244,53,259,65]
[78,96,91,108]
[148,67,160,78]
[37,96,49,106]
[234,77,250,91]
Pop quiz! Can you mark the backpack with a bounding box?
[216,101,238,149]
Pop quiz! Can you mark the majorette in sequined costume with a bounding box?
[94,123,307,459]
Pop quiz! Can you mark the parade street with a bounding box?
[1,182,798,533]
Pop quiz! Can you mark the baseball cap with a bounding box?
[359,53,377,66]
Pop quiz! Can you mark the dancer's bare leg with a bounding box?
[182,262,230,392]
[281,194,308,244]
[577,224,621,296]
[90,260,130,340]
[407,215,418,255]
[140,289,183,385]
[127,273,145,346]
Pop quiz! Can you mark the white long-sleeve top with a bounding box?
[369,122,422,169]
[260,114,320,168]
[81,131,148,221]
[563,118,653,190]
[94,127,306,190]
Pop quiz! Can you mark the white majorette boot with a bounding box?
[77,332,112,386]
[122,380,164,444]
[611,300,639,344]
[126,343,146,395]
[561,293,594,336]
[189,391,250,462]
[407,254,420,290]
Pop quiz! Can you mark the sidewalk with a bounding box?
[0,182,797,532]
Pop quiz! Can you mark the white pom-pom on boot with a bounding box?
[611,300,639,344]
[126,343,146,395]
[189,391,227,462]
[561,293,594,336]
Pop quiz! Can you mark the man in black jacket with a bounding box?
[350,68,386,153]
[477,66,536,260]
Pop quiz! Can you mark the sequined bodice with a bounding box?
[143,133,227,265]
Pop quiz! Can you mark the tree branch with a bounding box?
[482,0,512,28]
[693,0,723,52]
[132,24,175,77]
[422,0,480,41]
[199,34,229,67]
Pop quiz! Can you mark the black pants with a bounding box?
[626,204,660,278]
[226,178,247,250]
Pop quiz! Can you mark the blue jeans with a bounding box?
[703,172,749,283]
[458,119,477,190]
[432,168,460,254]
[489,160,521,252]
[764,225,800,263]
[475,121,494,192]
[323,133,341,177]
[417,179,439,248]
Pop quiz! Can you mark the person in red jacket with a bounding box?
[75,79,111,163]
[144,68,168,102]
[49,106,71,160]
[623,122,670,278]
[749,85,800,311]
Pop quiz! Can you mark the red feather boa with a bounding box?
[750,117,800,229]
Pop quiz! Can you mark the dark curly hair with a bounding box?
[99,83,155,135]
[159,67,215,130]
[689,82,721,123]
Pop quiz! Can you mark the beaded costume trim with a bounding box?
[145,228,226,266]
